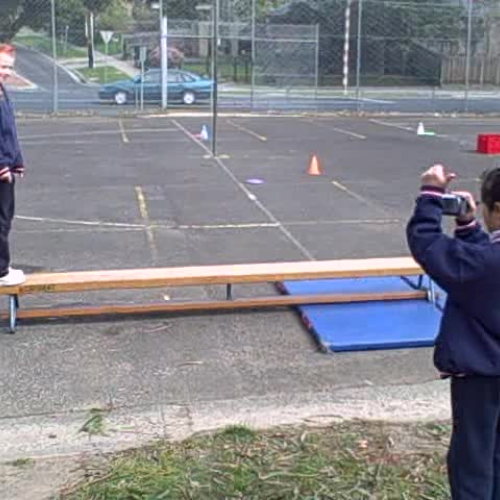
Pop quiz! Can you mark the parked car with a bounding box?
[98,69,213,105]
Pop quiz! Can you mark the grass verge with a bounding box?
[15,35,87,59]
[77,66,130,84]
[61,421,451,500]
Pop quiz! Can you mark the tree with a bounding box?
[0,0,115,67]
[0,0,51,43]
[81,0,114,67]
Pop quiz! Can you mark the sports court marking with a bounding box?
[226,119,268,142]
[357,97,396,104]
[172,119,315,260]
[331,180,392,217]
[135,186,158,263]
[15,215,401,232]
[305,119,367,140]
[15,215,145,228]
[369,119,413,132]
[119,119,130,143]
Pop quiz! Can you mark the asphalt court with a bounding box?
[1,113,499,420]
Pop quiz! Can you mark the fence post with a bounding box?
[343,0,352,95]
[50,0,58,113]
[314,23,320,103]
[465,0,472,111]
[211,0,219,156]
[355,0,363,112]
[251,0,256,110]
[161,15,168,110]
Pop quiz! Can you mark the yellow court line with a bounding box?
[119,119,130,143]
[226,119,268,142]
[135,186,158,263]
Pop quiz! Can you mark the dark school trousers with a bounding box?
[0,180,15,276]
[448,376,500,499]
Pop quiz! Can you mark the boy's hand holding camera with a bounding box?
[421,164,475,223]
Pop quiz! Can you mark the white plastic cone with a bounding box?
[417,122,425,136]
[200,125,209,141]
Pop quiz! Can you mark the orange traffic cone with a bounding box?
[307,155,322,176]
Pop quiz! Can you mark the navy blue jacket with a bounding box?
[0,83,24,178]
[407,186,500,376]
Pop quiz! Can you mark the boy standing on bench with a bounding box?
[0,44,26,286]
[407,164,500,499]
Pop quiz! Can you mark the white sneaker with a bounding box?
[0,269,25,286]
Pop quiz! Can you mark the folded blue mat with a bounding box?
[280,277,442,352]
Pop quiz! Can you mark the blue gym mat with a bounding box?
[279,277,442,352]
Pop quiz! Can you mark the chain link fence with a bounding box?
[3,0,500,114]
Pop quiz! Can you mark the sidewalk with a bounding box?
[59,52,138,80]
[6,72,37,91]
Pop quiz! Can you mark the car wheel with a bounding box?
[114,91,128,105]
[182,91,196,105]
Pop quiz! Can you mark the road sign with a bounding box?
[100,30,114,45]
[139,46,148,63]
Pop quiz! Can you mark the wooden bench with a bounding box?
[0,256,431,333]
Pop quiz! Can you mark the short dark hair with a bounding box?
[481,167,500,210]
[0,44,15,56]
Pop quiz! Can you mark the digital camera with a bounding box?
[442,194,470,217]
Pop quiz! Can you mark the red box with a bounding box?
[477,134,500,154]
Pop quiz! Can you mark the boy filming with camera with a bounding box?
[407,164,500,499]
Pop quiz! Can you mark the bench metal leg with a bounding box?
[226,284,233,301]
[417,275,424,289]
[427,279,437,305]
[8,295,18,334]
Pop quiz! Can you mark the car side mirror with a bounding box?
[133,75,141,83]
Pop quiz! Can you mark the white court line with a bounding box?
[226,119,268,142]
[18,130,127,140]
[307,119,366,140]
[358,97,396,104]
[172,119,315,261]
[16,215,145,228]
[18,129,176,140]
[16,215,401,231]
[22,138,190,147]
[332,180,392,216]
[369,119,414,132]
[18,228,144,234]
[329,127,366,140]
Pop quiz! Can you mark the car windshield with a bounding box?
[143,71,160,83]
[183,72,202,81]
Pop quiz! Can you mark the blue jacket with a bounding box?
[407,186,500,376]
[0,83,24,178]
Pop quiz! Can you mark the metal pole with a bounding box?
[250,0,256,110]
[50,0,58,113]
[343,0,352,95]
[211,0,219,155]
[161,15,168,110]
[314,23,320,103]
[355,0,363,113]
[104,41,109,84]
[140,56,145,110]
[464,0,473,111]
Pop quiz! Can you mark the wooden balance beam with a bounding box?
[0,257,431,333]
